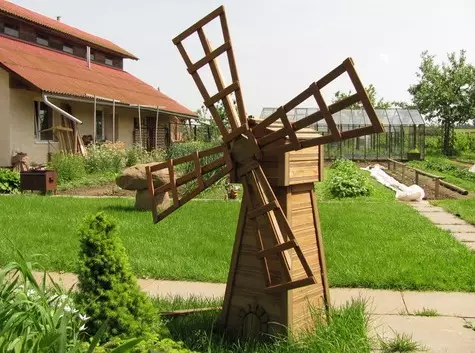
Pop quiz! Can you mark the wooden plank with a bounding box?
[222,122,249,143]
[265,276,316,293]
[256,240,297,258]
[316,59,347,88]
[146,165,158,223]
[168,160,179,207]
[248,200,278,219]
[172,5,224,44]
[199,144,226,158]
[312,84,341,140]
[202,156,226,174]
[187,42,231,74]
[204,81,240,108]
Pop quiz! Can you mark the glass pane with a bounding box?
[375,109,389,126]
[386,109,401,126]
[260,108,276,118]
[396,109,413,124]
[351,109,366,126]
[408,110,425,125]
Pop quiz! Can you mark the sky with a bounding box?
[11,0,475,116]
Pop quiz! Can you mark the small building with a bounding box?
[0,0,196,166]
[261,108,426,161]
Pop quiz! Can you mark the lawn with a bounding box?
[2,187,475,291]
[431,198,475,225]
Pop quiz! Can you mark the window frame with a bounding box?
[104,57,113,66]
[34,101,54,142]
[62,44,73,54]
[36,34,49,46]
[4,23,19,37]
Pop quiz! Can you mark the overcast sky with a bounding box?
[11,0,475,116]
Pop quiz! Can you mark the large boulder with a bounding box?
[135,189,170,211]
[116,163,169,191]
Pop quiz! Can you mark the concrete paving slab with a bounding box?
[464,242,475,251]
[32,271,78,290]
[438,224,475,233]
[330,288,406,315]
[420,212,470,225]
[371,315,475,353]
[452,233,475,242]
[403,291,475,317]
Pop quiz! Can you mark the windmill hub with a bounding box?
[230,134,258,165]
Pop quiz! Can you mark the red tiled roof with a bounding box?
[0,0,138,59]
[0,35,196,117]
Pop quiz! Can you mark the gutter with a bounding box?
[42,93,83,124]
[47,94,197,120]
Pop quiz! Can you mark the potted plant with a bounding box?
[407,148,421,161]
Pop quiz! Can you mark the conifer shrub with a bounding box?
[75,213,167,342]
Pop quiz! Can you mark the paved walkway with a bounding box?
[34,271,475,352]
[408,200,475,251]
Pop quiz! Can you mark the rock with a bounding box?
[135,189,170,211]
[116,163,169,191]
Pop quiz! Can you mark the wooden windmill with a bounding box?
[146,6,383,338]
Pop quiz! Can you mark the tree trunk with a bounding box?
[442,120,455,156]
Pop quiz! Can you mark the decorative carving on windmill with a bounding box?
[146,5,384,338]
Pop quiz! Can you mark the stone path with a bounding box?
[408,200,475,251]
[34,271,475,352]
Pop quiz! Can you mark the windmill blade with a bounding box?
[238,162,316,293]
[252,58,384,156]
[146,144,233,223]
[172,6,247,142]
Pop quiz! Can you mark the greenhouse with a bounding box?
[260,108,426,161]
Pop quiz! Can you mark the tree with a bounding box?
[409,50,475,156]
[333,84,392,109]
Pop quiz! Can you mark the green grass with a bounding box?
[413,307,439,317]
[157,298,372,353]
[2,190,475,291]
[0,196,238,282]
[379,332,423,353]
[431,199,475,225]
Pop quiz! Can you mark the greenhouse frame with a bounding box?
[260,108,426,161]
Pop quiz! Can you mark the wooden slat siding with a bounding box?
[287,184,327,333]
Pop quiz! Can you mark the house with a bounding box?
[0,0,196,166]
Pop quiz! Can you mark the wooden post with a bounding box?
[415,171,419,185]
[401,163,405,182]
[434,178,440,199]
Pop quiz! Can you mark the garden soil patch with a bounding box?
[57,182,135,197]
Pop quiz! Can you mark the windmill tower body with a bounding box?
[220,124,329,337]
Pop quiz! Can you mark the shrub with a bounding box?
[124,144,166,167]
[84,144,125,174]
[75,213,166,342]
[0,168,20,193]
[49,153,86,183]
[327,159,372,198]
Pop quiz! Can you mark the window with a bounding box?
[4,24,19,37]
[62,44,73,54]
[36,35,48,46]
[105,58,113,66]
[90,53,95,61]
[34,101,53,141]
[95,110,104,141]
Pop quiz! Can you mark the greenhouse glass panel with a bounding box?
[397,109,414,124]
[408,110,425,125]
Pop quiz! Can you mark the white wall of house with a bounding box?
[0,70,184,166]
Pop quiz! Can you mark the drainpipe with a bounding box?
[138,105,142,147]
[93,95,97,145]
[42,93,82,124]
[112,99,116,143]
[155,106,160,150]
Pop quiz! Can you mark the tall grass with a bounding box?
[0,252,86,352]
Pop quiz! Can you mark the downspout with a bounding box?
[93,95,97,145]
[42,93,82,124]
[155,106,159,150]
[112,100,116,143]
[138,105,142,147]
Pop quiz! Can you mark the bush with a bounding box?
[75,213,166,342]
[85,143,125,174]
[94,336,197,353]
[49,153,86,183]
[0,168,20,193]
[327,159,372,198]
